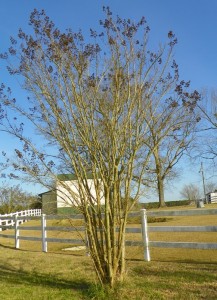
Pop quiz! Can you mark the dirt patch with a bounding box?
[62,246,86,251]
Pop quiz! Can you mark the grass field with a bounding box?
[0,204,217,299]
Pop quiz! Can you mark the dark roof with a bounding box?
[38,190,56,197]
[57,173,95,181]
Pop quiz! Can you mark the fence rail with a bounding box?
[0,209,41,231]
[147,208,217,217]
[0,208,216,261]
[148,226,217,232]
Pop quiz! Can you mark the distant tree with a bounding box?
[0,8,200,287]
[196,89,217,160]
[180,183,201,201]
[205,181,217,194]
[144,100,200,207]
[0,184,38,214]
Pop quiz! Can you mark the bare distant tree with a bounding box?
[144,95,200,207]
[0,8,200,286]
[196,89,217,160]
[205,181,217,193]
[180,183,201,201]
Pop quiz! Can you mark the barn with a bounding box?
[39,174,104,214]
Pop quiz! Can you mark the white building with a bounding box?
[40,174,105,214]
[56,174,105,208]
[205,191,217,204]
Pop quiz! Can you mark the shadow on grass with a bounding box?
[132,264,217,284]
[0,244,15,250]
[0,243,86,258]
[127,256,217,265]
[0,262,93,298]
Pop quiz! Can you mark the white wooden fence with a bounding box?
[0,208,217,262]
[138,208,217,261]
[0,213,87,252]
[0,209,41,231]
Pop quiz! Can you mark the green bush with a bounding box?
[166,199,191,207]
[142,199,190,209]
[127,215,170,224]
[57,207,80,215]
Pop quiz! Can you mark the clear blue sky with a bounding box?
[0,0,216,200]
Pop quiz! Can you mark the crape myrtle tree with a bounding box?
[0,8,200,286]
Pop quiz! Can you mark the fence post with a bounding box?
[140,209,151,262]
[14,215,20,249]
[41,214,47,252]
[5,216,9,227]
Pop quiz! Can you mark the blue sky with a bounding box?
[0,0,216,200]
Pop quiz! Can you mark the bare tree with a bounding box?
[180,183,201,201]
[205,181,217,193]
[0,8,200,286]
[144,81,200,207]
[195,89,217,161]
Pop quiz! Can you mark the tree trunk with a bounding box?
[154,150,166,208]
[157,176,166,207]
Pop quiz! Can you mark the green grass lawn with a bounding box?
[0,204,216,299]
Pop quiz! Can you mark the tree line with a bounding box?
[0,184,40,215]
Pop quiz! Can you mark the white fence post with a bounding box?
[5,216,9,227]
[41,214,47,252]
[19,211,23,224]
[14,215,20,249]
[141,209,151,262]
[10,213,14,227]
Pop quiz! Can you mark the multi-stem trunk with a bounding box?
[88,224,127,287]
[86,192,127,287]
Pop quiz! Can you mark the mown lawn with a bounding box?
[0,204,217,299]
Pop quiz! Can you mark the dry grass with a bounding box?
[0,203,216,299]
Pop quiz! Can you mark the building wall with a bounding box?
[206,192,217,204]
[42,191,57,214]
[56,179,105,208]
